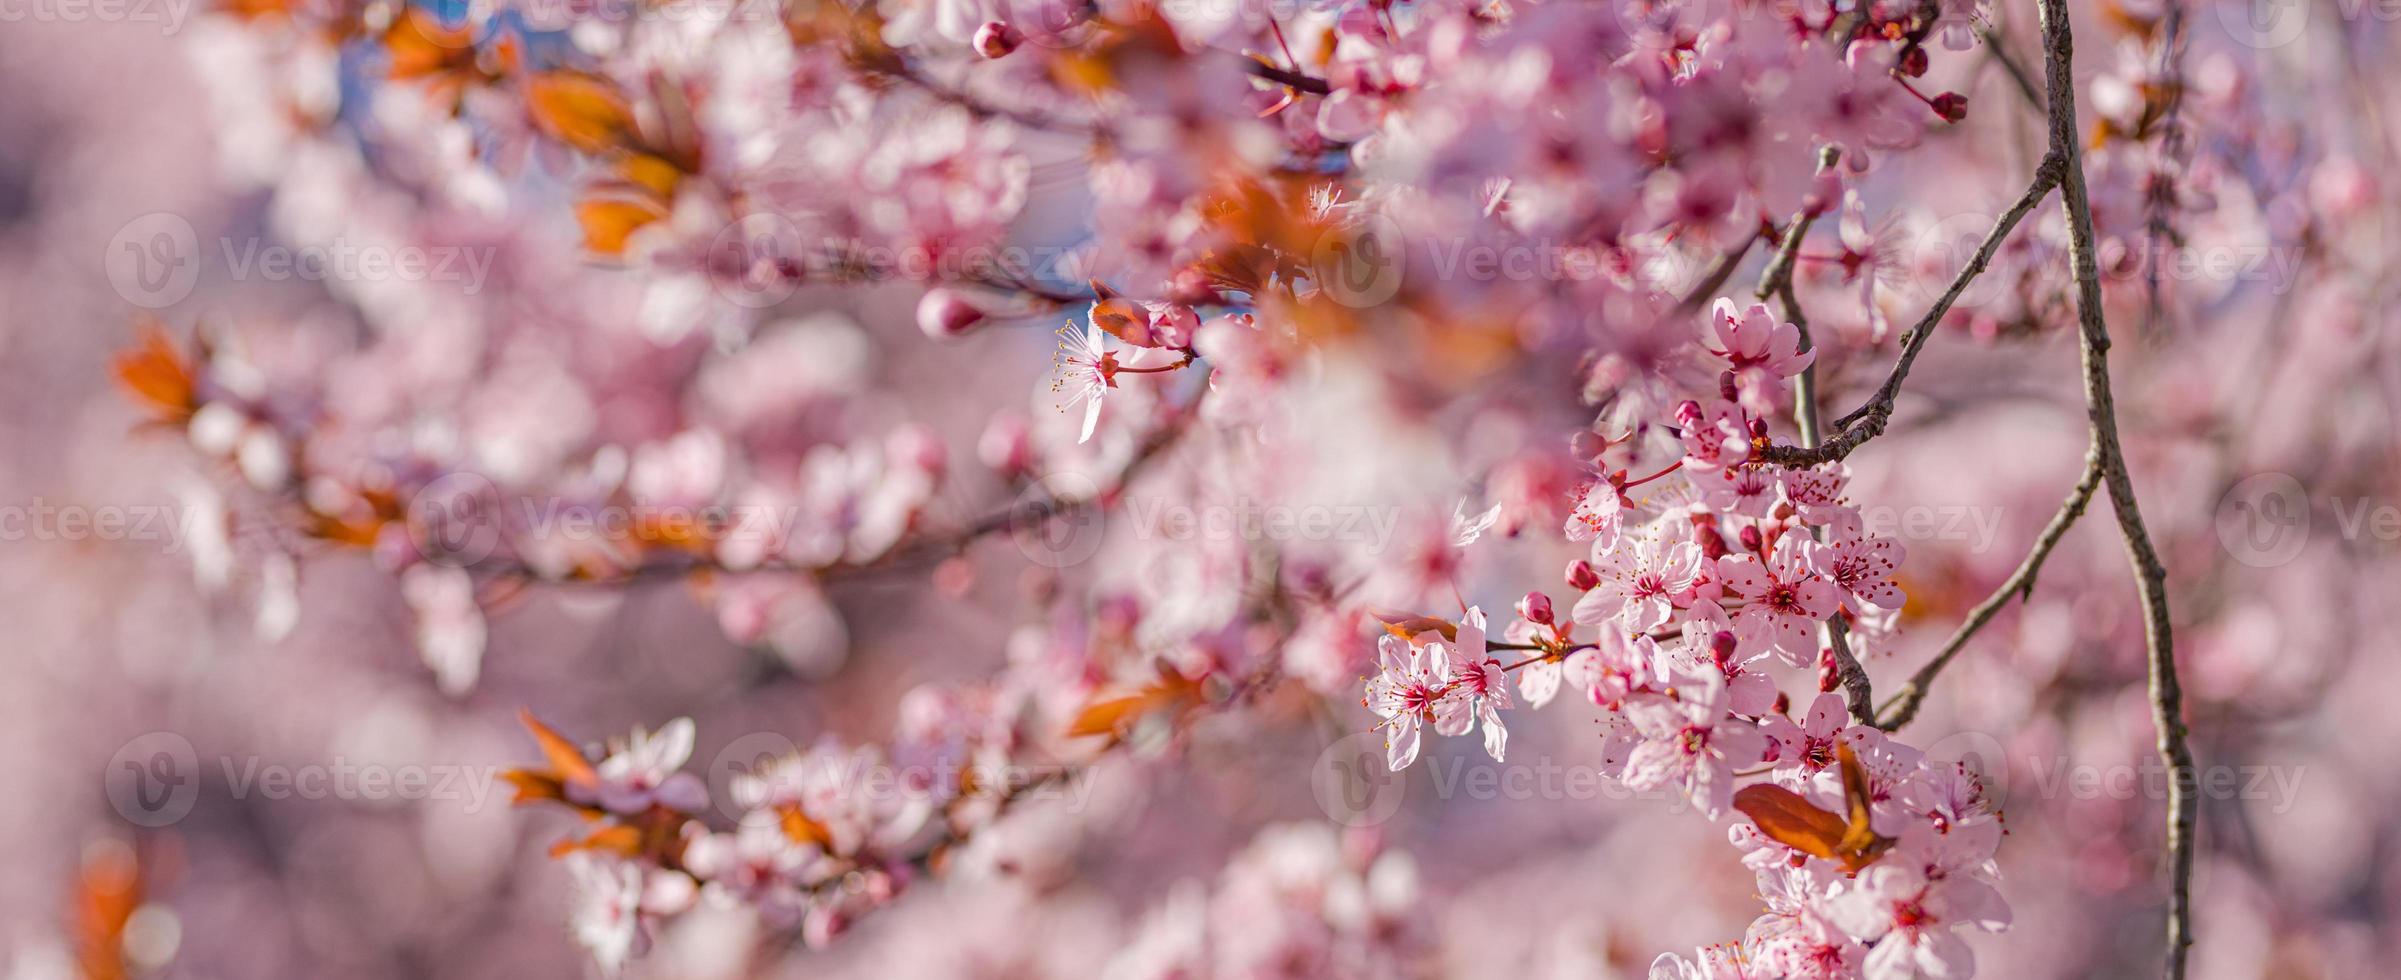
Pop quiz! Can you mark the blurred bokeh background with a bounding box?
[4,2,2400,978]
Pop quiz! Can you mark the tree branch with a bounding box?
[1752,161,2061,468]
[1240,57,1331,95]
[1754,146,1876,725]
[2035,2,2197,975]
[1876,445,2102,730]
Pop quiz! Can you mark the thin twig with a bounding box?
[1240,57,1331,95]
[1876,446,2102,730]
[1672,231,1763,314]
[1752,160,2062,468]
[1753,146,1876,725]
[1977,23,2047,112]
[2036,2,2197,975]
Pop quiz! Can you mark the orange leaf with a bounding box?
[383,8,475,82]
[777,804,832,848]
[526,71,635,156]
[575,194,668,257]
[1732,783,1853,864]
[1068,674,1200,740]
[517,708,598,791]
[111,319,197,424]
[499,768,567,806]
[1733,743,1896,872]
[547,822,642,859]
[1377,615,1456,643]
[71,840,142,980]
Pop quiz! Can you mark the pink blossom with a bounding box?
[1824,863,2009,980]
[1706,299,1815,415]
[1051,322,1118,444]
[1573,524,1703,632]
[1364,633,1469,771]
[1814,531,1907,613]
[1717,535,1843,666]
[582,717,710,815]
[1622,668,1768,818]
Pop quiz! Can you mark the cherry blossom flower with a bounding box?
[1814,532,1907,613]
[1676,398,1754,470]
[1442,607,1512,762]
[582,717,710,815]
[1689,461,1779,518]
[682,813,821,926]
[1564,478,1628,548]
[1761,692,1861,775]
[1717,534,1844,666]
[1824,863,2010,980]
[566,855,697,973]
[1450,498,1503,548]
[1365,633,1468,771]
[1778,463,1853,525]
[1574,524,1703,632]
[1621,667,1768,818]
[1649,600,1776,717]
[1052,321,1119,444]
[1706,299,1816,415]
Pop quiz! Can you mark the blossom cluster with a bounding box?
[63,0,2375,974]
[1368,298,2004,977]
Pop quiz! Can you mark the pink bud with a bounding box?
[917,288,988,339]
[1738,524,1764,553]
[1931,92,1969,123]
[978,414,1033,478]
[1899,46,1929,78]
[1565,559,1600,591]
[1711,630,1739,665]
[1569,429,1605,461]
[1697,525,1728,560]
[1518,591,1555,625]
[974,20,1023,59]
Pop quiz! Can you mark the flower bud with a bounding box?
[974,21,1023,59]
[1674,399,1704,430]
[978,414,1034,478]
[917,288,987,339]
[1519,591,1555,625]
[1710,630,1739,664]
[1565,559,1600,591]
[1697,525,1728,560]
[1931,92,1969,123]
[1899,46,1929,78]
[1738,524,1764,553]
[1570,429,1606,462]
